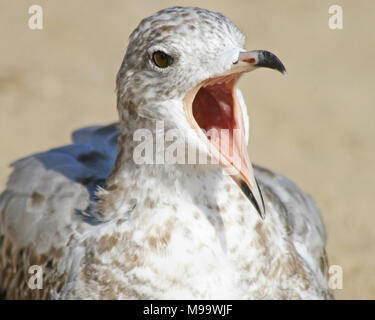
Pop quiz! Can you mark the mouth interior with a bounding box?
[192,77,237,133]
[191,75,242,166]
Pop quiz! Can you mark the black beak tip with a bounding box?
[255,50,287,75]
[240,179,266,219]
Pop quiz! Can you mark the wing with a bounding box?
[0,123,118,299]
[254,164,332,297]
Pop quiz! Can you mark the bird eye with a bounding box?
[152,51,173,68]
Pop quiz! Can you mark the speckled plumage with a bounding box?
[0,7,332,299]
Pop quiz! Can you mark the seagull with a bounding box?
[0,7,332,299]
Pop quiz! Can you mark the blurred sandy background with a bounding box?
[0,0,374,299]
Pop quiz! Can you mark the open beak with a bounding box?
[183,50,286,219]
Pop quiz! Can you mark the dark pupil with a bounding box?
[158,52,166,60]
[154,51,170,68]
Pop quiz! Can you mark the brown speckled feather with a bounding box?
[0,123,332,299]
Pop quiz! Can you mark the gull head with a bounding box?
[116,7,286,218]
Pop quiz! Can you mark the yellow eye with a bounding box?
[152,51,173,68]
